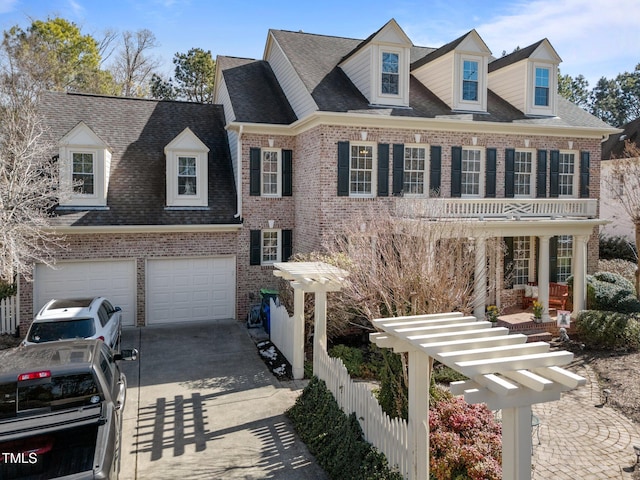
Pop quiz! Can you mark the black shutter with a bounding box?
[549,150,560,198]
[536,150,547,198]
[250,230,261,265]
[485,148,497,198]
[337,141,350,196]
[392,144,404,196]
[451,146,462,198]
[282,150,292,196]
[549,236,558,282]
[504,148,515,198]
[282,229,292,261]
[250,148,261,196]
[579,151,590,198]
[377,143,389,197]
[504,237,514,289]
[430,146,442,194]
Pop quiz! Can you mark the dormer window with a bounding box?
[381,51,400,95]
[164,128,209,208]
[462,60,479,101]
[534,67,550,106]
[58,122,110,208]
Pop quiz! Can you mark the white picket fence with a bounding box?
[315,348,409,478]
[0,295,18,335]
[268,298,410,478]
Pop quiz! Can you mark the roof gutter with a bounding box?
[46,224,243,235]
[234,125,243,219]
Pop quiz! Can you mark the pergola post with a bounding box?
[313,289,328,373]
[501,406,533,480]
[292,287,305,379]
[408,350,430,480]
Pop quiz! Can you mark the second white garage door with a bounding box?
[146,256,236,324]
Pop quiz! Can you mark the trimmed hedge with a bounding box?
[287,376,403,480]
[576,310,640,351]
[569,271,640,313]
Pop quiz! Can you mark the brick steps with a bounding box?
[496,317,553,343]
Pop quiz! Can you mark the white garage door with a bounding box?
[34,260,137,326]
[146,256,236,324]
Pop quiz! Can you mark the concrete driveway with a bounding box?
[119,319,327,480]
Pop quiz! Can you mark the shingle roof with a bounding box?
[488,40,545,72]
[410,30,471,70]
[217,56,297,124]
[602,117,640,160]
[40,92,239,227]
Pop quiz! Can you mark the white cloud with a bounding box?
[66,0,84,16]
[0,0,18,14]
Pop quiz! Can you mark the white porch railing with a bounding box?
[0,295,18,335]
[397,198,598,219]
[268,299,410,478]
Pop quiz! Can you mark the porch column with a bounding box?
[292,287,305,379]
[473,237,487,320]
[501,405,533,480]
[313,290,327,373]
[407,350,430,480]
[538,235,551,322]
[572,235,589,313]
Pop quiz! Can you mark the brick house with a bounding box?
[20,19,616,329]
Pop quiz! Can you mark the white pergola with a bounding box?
[370,312,586,480]
[272,261,349,379]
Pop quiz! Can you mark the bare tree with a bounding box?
[111,29,160,97]
[0,44,62,282]
[607,141,640,296]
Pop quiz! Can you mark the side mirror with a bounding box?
[114,306,122,312]
[114,348,138,362]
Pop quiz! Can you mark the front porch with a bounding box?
[497,306,576,343]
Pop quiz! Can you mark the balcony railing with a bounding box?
[395,198,598,219]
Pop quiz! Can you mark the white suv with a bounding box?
[23,297,122,350]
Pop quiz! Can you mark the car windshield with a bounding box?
[27,319,96,343]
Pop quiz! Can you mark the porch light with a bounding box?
[524,139,530,148]
[472,137,478,146]
[268,219,275,228]
[414,134,421,143]
[361,131,368,141]
[568,141,573,149]
[268,138,274,147]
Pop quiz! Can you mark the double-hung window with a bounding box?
[534,67,550,107]
[514,150,534,197]
[262,230,280,264]
[513,236,531,286]
[72,152,95,195]
[381,52,399,95]
[461,148,482,196]
[178,156,197,196]
[350,144,374,196]
[557,235,573,283]
[462,60,479,101]
[403,146,427,195]
[559,152,576,196]
[261,149,281,196]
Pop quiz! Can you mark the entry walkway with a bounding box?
[119,319,327,480]
[531,358,640,479]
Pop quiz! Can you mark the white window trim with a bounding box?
[70,149,98,200]
[166,150,208,207]
[372,44,409,107]
[261,148,282,197]
[261,229,282,265]
[403,144,429,197]
[528,61,557,116]
[461,146,485,198]
[455,54,487,112]
[558,150,579,199]
[513,148,537,198]
[349,142,377,198]
[557,235,573,283]
[513,236,532,287]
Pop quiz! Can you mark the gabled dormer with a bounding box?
[488,39,561,117]
[58,122,111,208]
[164,128,209,208]
[411,30,491,113]
[339,19,412,107]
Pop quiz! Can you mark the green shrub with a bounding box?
[576,310,640,351]
[287,377,403,480]
[570,272,640,313]
[0,281,16,300]
[329,344,365,377]
[432,361,468,384]
[599,234,637,262]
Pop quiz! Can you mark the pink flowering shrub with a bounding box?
[429,393,502,480]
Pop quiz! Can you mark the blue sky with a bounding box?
[1,0,637,87]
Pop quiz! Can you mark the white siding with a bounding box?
[413,53,455,108]
[488,61,527,112]
[227,129,239,190]
[266,37,317,119]
[341,46,372,102]
[217,77,236,123]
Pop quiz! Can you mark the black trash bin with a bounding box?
[259,288,279,334]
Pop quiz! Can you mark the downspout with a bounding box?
[234,125,243,219]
